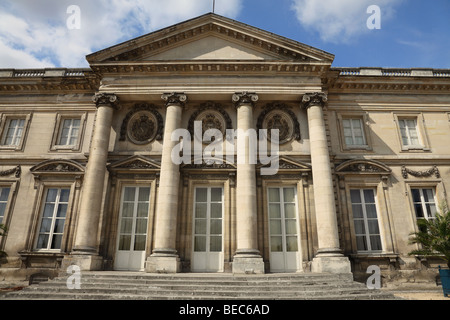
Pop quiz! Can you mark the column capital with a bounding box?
[301,92,328,109]
[92,93,120,109]
[232,92,259,108]
[161,92,187,107]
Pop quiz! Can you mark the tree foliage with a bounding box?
[409,208,450,268]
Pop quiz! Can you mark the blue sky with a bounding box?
[0,0,449,69]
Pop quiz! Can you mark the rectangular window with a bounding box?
[398,119,421,147]
[58,118,81,146]
[0,187,11,224]
[1,118,25,146]
[350,189,382,252]
[411,188,437,220]
[36,188,70,250]
[343,118,366,146]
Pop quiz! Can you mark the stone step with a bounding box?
[2,272,398,300]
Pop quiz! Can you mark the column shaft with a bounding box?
[302,92,351,274]
[232,92,264,274]
[146,93,186,273]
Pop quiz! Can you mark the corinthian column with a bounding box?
[67,93,119,270]
[231,92,265,274]
[302,92,350,274]
[146,92,186,273]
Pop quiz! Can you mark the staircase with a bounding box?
[2,272,398,300]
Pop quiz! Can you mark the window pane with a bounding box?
[46,189,58,202]
[270,220,282,235]
[350,190,361,203]
[43,204,55,217]
[0,188,10,201]
[195,219,206,235]
[195,188,207,202]
[286,236,298,252]
[135,218,147,234]
[354,219,365,235]
[270,236,282,252]
[356,236,368,251]
[137,203,149,218]
[367,219,380,234]
[210,219,222,235]
[343,119,351,128]
[53,218,65,234]
[363,190,375,203]
[138,187,150,201]
[210,203,222,219]
[39,218,52,233]
[119,235,131,250]
[411,189,421,203]
[134,235,146,251]
[194,236,206,252]
[56,204,68,218]
[426,204,437,218]
[59,189,70,203]
[352,204,364,218]
[121,203,134,217]
[422,189,433,202]
[0,203,6,223]
[210,236,222,252]
[370,236,382,251]
[51,234,62,249]
[283,188,295,203]
[268,188,280,202]
[269,203,281,218]
[365,204,377,219]
[285,219,297,235]
[284,203,296,219]
[120,218,133,234]
[36,234,49,249]
[210,188,222,202]
[414,204,424,218]
[123,187,135,202]
[195,203,207,219]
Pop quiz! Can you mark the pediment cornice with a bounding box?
[87,13,334,66]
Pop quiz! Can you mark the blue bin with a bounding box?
[439,266,450,298]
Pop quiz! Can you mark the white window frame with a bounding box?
[0,187,11,224]
[50,112,86,152]
[350,188,383,253]
[342,118,366,146]
[393,113,430,151]
[410,187,437,221]
[0,113,32,151]
[34,187,71,251]
[337,112,372,151]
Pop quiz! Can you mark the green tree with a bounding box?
[409,207,450,268]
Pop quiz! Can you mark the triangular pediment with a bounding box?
[87,13,334,64]
[108,156,161,171]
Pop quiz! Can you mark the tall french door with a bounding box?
[267,187,301,272]
[114,186,150,271]
[191,187,224,272]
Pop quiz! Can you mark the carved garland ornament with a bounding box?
[401,165,440,179]
[0,165,21,178]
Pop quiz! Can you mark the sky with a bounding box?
[0,0,449,69]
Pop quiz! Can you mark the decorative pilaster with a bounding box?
[232,92,265,274]
[66,93,119,270]
[302,92,351,274]
[146,93,186,273]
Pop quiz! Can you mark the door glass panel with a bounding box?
[270,236,282,252]
[283,188,295,203]
[286,236,298,252]
[268,188,280,202]
[285,219,297,235]
[284,203,296,218]
[269,203,281,218]
[117,186,150,253]
[270,220,282,235]
[193,187,223,255]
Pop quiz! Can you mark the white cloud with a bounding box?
[0,0,243,68]
[291,0,404,43]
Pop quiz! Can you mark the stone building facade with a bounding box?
[1,14,449,285]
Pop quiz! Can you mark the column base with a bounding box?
[232,249,265,274]
[311,249,351,274]
[146,249,181,273]
[61,254,103,272]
